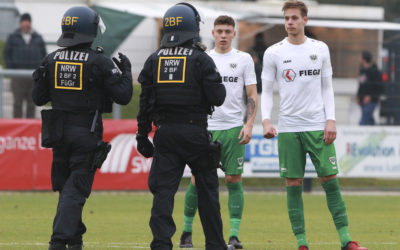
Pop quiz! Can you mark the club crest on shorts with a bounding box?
[329,156,336,165]
[310,54,318,62]
[230,63,237,72]
[237,157,244,166]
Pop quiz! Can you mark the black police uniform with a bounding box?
[138,42,227,250]
[137,35,228,250]
[32,44,132,248]
[32,6,132,250]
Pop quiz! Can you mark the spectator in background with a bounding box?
[3,13,47,118]
[357,51,384,125]
[249,33,268,93]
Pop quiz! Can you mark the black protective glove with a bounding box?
[112,52,131,73]
[32,66,46,81]
[136,134,154,158]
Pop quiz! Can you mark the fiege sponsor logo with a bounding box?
[100,134,152,174]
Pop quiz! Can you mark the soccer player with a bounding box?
[179,15,258,249]
[261,1,368,250]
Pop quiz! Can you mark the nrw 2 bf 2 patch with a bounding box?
[157,57,186,83]
[55,61,83,90]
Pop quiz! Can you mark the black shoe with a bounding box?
[228,236,243,249]
[68,244,83,250]
[48,242,67,250]
[179,232,193,248]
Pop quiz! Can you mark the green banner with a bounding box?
[91,5,145,56]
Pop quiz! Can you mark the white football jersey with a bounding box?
[262,37,333,132]
[207,48,257,130]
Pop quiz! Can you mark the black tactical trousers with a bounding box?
[148,123,227,250]
[50,124,100,246]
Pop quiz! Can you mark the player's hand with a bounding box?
[324,120,336,145]
[112,52,131,73]
[262,119,277,139]
[238,124,253,144]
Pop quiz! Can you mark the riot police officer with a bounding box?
[32,6,132,250]
[136,3,231,250]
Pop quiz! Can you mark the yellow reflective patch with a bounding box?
[55,61,83,90]
[157,56,186,83]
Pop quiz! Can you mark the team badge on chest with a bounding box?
[230,63,237,73]
[310,54,318,62]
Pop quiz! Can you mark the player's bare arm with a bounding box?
[239,84,258,144]
[324,119,336,144]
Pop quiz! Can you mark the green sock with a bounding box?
[287,186,308,248]
[183,181,198,233]
[322,178,351,247]
[296,233,308,248]
[227,182,244,238]
[338,226,352,247]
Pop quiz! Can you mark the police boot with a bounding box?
[68,244,83,250]
[48,242,67,250]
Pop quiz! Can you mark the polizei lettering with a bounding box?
[53,50,89,61]
[299,69,321,76]
[157,47,193,56]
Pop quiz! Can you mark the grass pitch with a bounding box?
[0,191,398,249]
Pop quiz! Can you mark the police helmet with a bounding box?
[160,3,201,48]
[57,6,104,47]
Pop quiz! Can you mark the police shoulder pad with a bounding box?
[96,46,104,53]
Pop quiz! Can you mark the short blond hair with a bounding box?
[282,0,308,17]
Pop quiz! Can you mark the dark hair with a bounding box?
[214,15,235,28]
[282,0,308,17]
[362,51,372,63]
[20,13,31,22]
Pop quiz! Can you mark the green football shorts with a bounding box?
[277,130,338,178]
[210,126,245,175]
